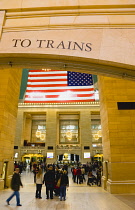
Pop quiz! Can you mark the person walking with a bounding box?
[43,166,55,199]
[6,168,23,206]
[81,167,86,182]
[35,169,43,199]
[96,166,102,186]
[59,170,69,201]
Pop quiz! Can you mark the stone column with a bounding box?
[98,75,135,193]
[24,115,32,143]
[14,109,25,161]
[46,110,57,163]
[80,110,92,163]
[0,66,22,188]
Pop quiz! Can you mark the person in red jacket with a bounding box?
[73,168,77,183]
[76,167,82,184]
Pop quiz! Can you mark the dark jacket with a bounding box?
[44,170,55,185]
[11,173,23,191]
[60,174,69,186]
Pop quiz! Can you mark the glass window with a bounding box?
[59,120,79,144]
[91,119,102,141]
[31,120,46,142]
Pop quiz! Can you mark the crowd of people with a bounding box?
[6,161,102,206]
[35,164,69,201]
[71,163,102,186]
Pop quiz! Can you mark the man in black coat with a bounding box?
[44,166,55,199]
[6,168,23,206]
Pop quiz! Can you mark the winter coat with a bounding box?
[44,170,55,185]
[60,174,69,186]
[11,173,23,191]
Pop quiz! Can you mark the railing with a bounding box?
[21,146,45,150]
[56,144,81,150]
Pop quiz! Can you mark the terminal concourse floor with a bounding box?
[0,170,135,210]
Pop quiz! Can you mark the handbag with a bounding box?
[56,178,61,187]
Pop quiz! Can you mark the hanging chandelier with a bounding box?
[36,130,46,141]
[97,130,102,137]
[93,130,102,140]
[36,130,41,138]
[40,133,45,141]
[66,130,72,141]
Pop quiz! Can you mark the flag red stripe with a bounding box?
[25,93,94,98]
[29,74,67,77]
[28,79,67,82]
[27,84,68,87]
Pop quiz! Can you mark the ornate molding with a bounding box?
[18,101,100,107]
[0,11,5,39]
[2,5,135,32]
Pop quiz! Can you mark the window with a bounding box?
[59,120,79,144]
[91,119,102,142]
[91,112,103,155]
[31,120,46,142]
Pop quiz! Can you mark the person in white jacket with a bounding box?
[35,169,43,199]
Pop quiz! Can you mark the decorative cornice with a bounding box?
[18,101,100,108]
[6,8,135,19]
[3,24,135,33]
[2,6,135,32]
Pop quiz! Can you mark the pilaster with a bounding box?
[0,65,22,188]
[98,75,135,193]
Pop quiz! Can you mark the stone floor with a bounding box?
[0,170,135,210]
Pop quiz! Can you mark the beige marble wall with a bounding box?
[98,75,135,193]
[0,1,135,77]
[0,0,134,11]
[0,65,22,187]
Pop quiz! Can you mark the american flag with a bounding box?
[24,70,95,103]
